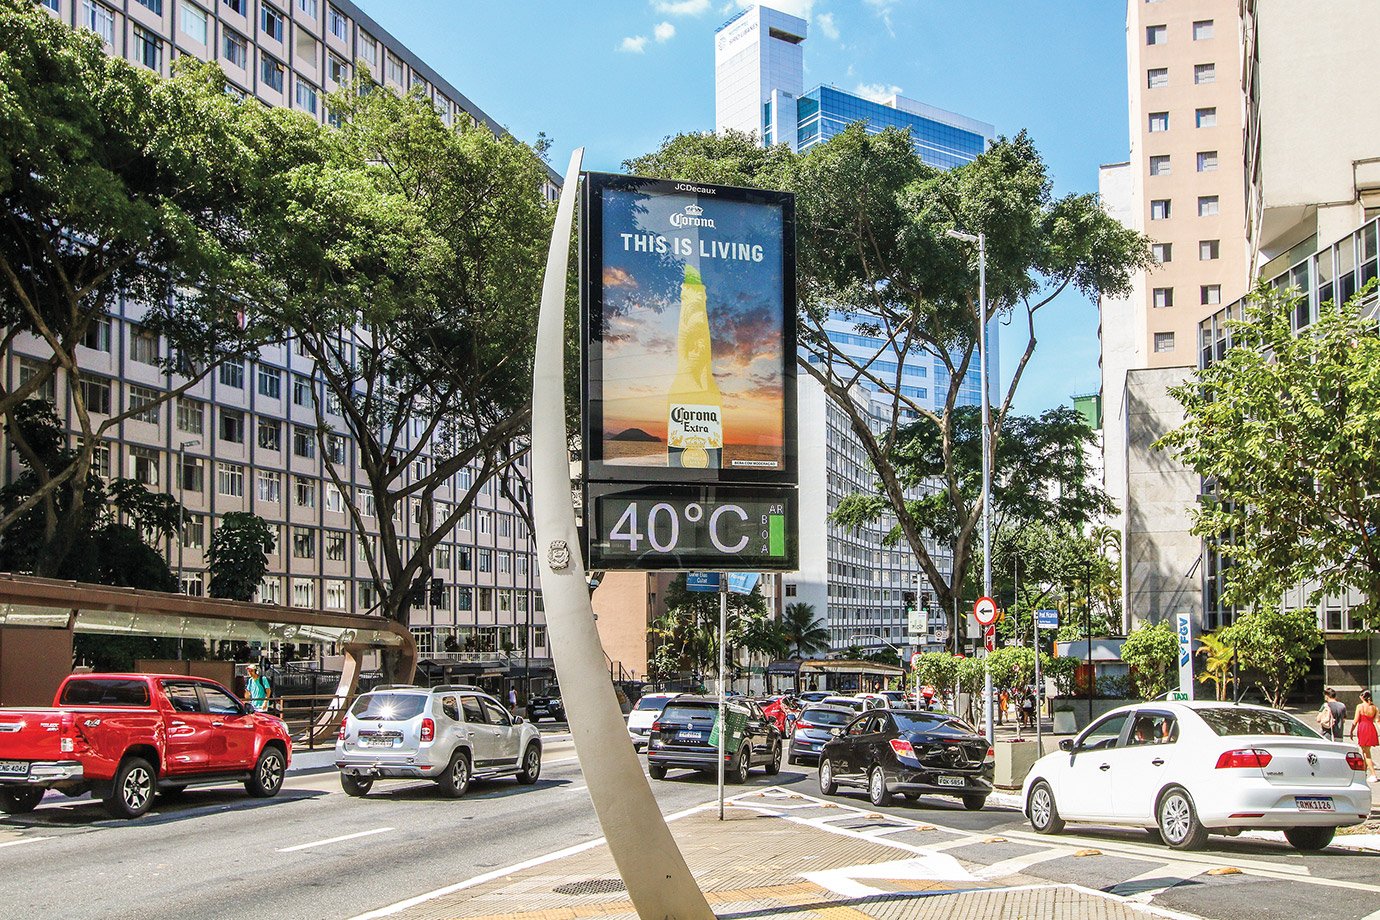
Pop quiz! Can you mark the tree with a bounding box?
[1120,620,1178,699]
[778,602,830,659]
[1218,608,1322,707]
[911,652,958,692]
[0,1,272,572]
[207,513,275,602]
[987,646,1037,690]
[626,127,1147,646]
[651,575,771,682]
[1160,282,1380,623]
[1196,632,1236,702]
[241,74,552,677]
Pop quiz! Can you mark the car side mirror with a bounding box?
[829,727,842,737]
[512,716,524,725]
[1059,739,1075,753]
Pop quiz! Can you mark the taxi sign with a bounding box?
[973,596,999,627]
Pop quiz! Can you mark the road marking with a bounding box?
[278,827,393,853]
[975,845,1080,879]
[1109,861,1210,901]
[0,837,49,850]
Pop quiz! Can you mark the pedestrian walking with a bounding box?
[1350,690,1379,782]
[1317,687,1347,742]
[244,664,271,713]
[508,687,519,712]
[1021,691,1034,729]
[998,689,1008,724]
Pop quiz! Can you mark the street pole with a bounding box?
[1034,607,1043,752]
[1085,562,1093,725]
[717,573,727,821]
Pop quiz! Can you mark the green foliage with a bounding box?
[1041,655,1081,697]
[911,652,959,691]
[207,512,275,602]
[1160,282,1380,623]
[1120,620,1178,699]
[986,646,1037,689]
[1196,632,1236,702]
[1218,608,1322,707]
[651,575,772,679]
[623,129,794,189]
[778,602,830,659]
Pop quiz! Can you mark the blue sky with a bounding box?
[355,1,1131,415]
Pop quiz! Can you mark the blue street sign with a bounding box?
[1036,608,1059,630]
[726,573,760,596]
[686,573,720,593]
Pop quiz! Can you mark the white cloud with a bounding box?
[737,0,813,20]
[815,11,839,40]
[620,35,649,53]
[854,82,903,103]
[863,0,898,35]
[654,21,676,42]
[653,0,710,14]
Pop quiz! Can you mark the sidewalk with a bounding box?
[357,789,1206,920]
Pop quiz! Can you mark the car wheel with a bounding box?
[962,794,987,811]
[1157,786,1208,850]
[728,746,751,784]
[436,749,471,799]
[104,756,156,819]
[868,766,891,807]
[1028,781,1065,835]
[648,764,668,780]
[517,743,542,785]
[245,746,286,798]
[340,773,373,797]
[1284,826,1335,852]
[0,787,44,815]
[818,757,838,796]
[764,742,782,776]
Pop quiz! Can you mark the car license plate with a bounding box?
[0,760,28,777]
[679,731,705,741]
[936,775,964,788]
[1295,796,1334,812]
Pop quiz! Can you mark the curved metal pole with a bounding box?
[531,149,713,920]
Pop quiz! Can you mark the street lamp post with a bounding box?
[948,228,992,744]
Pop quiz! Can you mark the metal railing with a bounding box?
[273,692,349,751]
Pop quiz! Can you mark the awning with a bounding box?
[767,660,802,675]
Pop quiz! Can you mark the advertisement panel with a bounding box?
[582,173,797,571]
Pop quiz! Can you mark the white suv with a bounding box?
[336,685,542,798]
[628,692,678,750]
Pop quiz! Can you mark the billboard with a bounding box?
[581,173,797,570]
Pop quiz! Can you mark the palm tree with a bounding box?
[779,602,829,659]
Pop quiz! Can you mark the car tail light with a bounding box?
[1347,752,1366,771]
[889,738,916,760]
[796,721,815,731]
[421,717,435,742]
[1216,748,1272,769]
[337,716,348,741]
[650,721,661,733]
[986,747,995,760]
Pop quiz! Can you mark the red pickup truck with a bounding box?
[0,673,292,819]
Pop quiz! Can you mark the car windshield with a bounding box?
[1194,707,1318,738]
[800,708,851,726]
[351,693,427,721]
[635,696,672,711]
[823,698,860,709]
[661,703,717,723]
[892,713,975,734]
[59,679,150,707]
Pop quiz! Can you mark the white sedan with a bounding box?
[1021,701,1371,851]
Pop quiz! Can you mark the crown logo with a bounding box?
[683,204,704,216]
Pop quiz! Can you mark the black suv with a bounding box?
[525,692,564,723]
[647,696,782,783]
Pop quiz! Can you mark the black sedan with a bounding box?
[818,709,993,810]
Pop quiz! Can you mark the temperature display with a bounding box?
[587,484,797,571]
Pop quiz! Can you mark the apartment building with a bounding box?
[31,0,555,672]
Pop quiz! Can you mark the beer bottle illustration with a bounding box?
[667,264,723,469]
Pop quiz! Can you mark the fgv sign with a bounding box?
[1174,613,1194,701]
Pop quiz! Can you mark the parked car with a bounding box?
[788,704,854,765]
[855,692,892,711]
[647,696,782,783]
[820,696,866,714]
[525,692,565,723]
[628,692,678,750]
[758,695,800,734]
[818,709,993,810]
[0,673,291,819]
[798,691,832,704]
[878,690,913,709]
[1022,701,1372,851]
[336,685,541,798]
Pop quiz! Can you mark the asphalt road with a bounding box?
[1,735,1377,920]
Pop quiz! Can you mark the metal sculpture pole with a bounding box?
[530,149,713,920]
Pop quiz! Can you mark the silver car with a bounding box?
[335,685,542,798]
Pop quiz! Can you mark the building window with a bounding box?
[1193,19,1214,40]
[1197,150,1218,172]
[258,418,281,451]
[1151,242,1172,263]
[385,51,404,85]
[1145,24,1166,45]
[83,315,112,352]
[291,578,314,608]
[180,2,208,44]
[327,5,348,39]
[1148,111,1168,133]
[358,31,377,66]
[181,455,203,492]
[292,374,313,407]
[257,366,281,399]
[17,358,55,403]
[176,397,204,435]
[134,0,162,11]
[182,512,205,548]
[262,55,285,92]
[1198,195,1219,217]
[1150,199,1171,220]
[327,52,348,84]
[293,425,315,458]
[477,588,492,613]
[360,489,374,517]
[325,532,346,561]
[89,440,112,477]
[223,0,245,14]
[1193,63,1216,85]
[297,0,316,16]
[1196,107,1216,128]
[129,385,161,424]
[40,0,59,10]
[324,579,346,610]
[223,29,248,67]
[126,446,159,486]
[81,1,116,45]
[295,477,316,508]
[478,549,492,573]
[261,3,283,41]
[220,359,244,389]
[1200,239,1220,260]
[1152,287,1174,309]
[134,26,162,71]
[1201,284,1222,306]
[1148,155,1171,176]
[1153,331,1175,353]
[292,527,315,559]
[130,326,160,365]
[295,80,318,115]
[79,378,111,414]
[257,470,281,503]
[326,433,345,464]
[324,483,344,512]
[217,408,243,444]
[1146,68,1168,89]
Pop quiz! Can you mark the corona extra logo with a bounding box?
[670,204,716,229]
